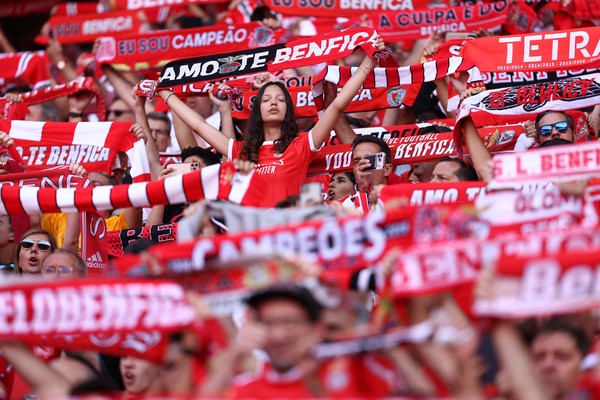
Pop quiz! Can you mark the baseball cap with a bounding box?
[246,283,323,322]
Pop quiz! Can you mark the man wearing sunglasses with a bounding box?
[534,111,575,145]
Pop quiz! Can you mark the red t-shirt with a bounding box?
[232,355,397,398]
[228,132,320,208]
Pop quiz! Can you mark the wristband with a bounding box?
[165,92,177,106]
[68,112,84,118]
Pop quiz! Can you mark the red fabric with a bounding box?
[262,0,446,17]
[230,132,318,207]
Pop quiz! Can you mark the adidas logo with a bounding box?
[86,251,105,269]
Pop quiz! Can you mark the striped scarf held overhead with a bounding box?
[0,120,150,182]
[0,162,262,215]
[310,60,484,115]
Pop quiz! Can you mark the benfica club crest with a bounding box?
[386,87,406,107]
[218,56,243,74]
[249,27,275,48]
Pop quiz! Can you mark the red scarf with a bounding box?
[38,10,144,45]
[231,86,405,119]
[563,0,600,20]
[0,0,59,17]
[473,248,600,318]
[0,51,51,91]
[111,0,229,8]
[308,124,522,175]
[96,22,287,72]
[392,224,600,298]
[0,120,150,182]
[157,27,379,89]
[262,0,445,17]
[0,77,105,121]
[372,0,509,42]
[489,140,600,189]
[0,278,195,338]
[0,167,108,274]
[460,26,600,73]
[107,222,178,257]
[0,162,259,214]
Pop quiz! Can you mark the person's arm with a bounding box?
[322,80,356,144]
[209,84,236,140]
[0,341,70,398]
[0,26,15,53]
[311,38,385,149]
[158,90,230,157]
[462,115,492,182]
[492,321,547,400]
[146,164,176,225]
[101,64,136,109]
[132,93,162,180]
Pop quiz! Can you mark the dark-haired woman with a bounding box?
[157,38,385,207]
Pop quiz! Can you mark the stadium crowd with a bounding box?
[0,0,598,398]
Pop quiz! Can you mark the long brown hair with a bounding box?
[14,228,57,275]
[240,81,298,163]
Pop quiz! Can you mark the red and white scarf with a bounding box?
[111,0,229,9]
[262,0,446,17]
[0,120,150,182]
[107,222,178,257]
[96,22,287,72]
[0,51,51,91]
[371,0,509,42]
[0,278,195,338]
[157,27,380,88]
[0,162,257,214]
[311,63,482,115]
[39,10,144,45]
[489,140,600,189]
[0,167,108,274]
[460,26,600,73]
[473,248,600,318]
[0,77,105,121]
[309,124,522,175]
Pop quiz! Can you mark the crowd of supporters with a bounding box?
[0,0,598,398]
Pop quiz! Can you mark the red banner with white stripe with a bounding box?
[0,120,149,182]
[490,140,600,189]
[0,51,51,91]
[0,278,195,339]
[460,26,600,73]
[372,0,509,42]
[96,22,286,72]
[473,249,600,318]
[39,10,144,45]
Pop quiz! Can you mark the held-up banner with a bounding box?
[96,22,286,72]
[309,124,522,175]
[490,140,600,188]
[111,0,229,9]
[372,0,509,42]
[107,223,178,257]
[473,249,600,318]
[460,26,600,73]
[42,10,144,45]
[262,0,440,17]
[156,27,378,88]
[0,279,195,339]
[390,226,600,298]
[456,71,600,120]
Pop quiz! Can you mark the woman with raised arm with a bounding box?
[156,37,385,207]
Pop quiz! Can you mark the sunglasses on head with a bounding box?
[21,239,52,251]
[538,121,570,136]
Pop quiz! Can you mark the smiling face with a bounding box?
[18,232,53,275]
[259,84,287,125]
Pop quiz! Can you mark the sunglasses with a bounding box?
[106,109,133,118]
[538,121,570,136]
[42,265,74,276]
[21,239,52,251]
